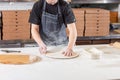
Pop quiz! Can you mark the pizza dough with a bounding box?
[0,53,41,64]
[111,42,120,49]
[45,50,79,59]
[86,47,103,59]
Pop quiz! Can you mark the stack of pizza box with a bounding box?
[83,8,110,36]
[2,10,30,40]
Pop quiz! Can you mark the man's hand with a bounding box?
[63,48,73,56]
[31,24,47,54]
[65,23,77,56]
[39,43,47,54]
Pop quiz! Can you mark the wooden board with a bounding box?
[0,53,41,64]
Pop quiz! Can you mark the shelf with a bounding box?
[77,34,120,40]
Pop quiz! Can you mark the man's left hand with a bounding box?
[63,48,73,56]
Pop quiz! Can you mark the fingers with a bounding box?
[39,45,47,54]
[63,49,73,56]
[64,52,72,56]
[39,48,47,54]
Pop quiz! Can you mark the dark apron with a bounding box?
[40,1,68,46]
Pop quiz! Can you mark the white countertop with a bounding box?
[0,44,120,80]
[0,2,34,10]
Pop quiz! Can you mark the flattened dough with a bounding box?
[45,51,79,59]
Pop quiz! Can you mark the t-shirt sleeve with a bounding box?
[63,3,76,24]
[29,2,41,25]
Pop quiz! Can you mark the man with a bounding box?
[29,0,77,56]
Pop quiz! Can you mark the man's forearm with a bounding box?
[67,23,77,49]
[67,31,77,49]
[31,24,44,47]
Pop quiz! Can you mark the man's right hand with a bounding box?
[31,24,47,54]
[39,43,47,54]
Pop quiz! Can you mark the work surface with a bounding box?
[0,44,120,80]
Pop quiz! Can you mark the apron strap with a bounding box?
[58,2,61,15]
[43,0,46,11]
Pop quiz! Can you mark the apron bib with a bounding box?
[40,1,68,46]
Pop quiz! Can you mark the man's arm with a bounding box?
[31,24,47,54]
[63,22,77,56]
[67,22,77,50]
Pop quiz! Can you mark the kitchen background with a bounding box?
[0,0,120,47]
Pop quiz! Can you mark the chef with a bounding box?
[29,0,77,56]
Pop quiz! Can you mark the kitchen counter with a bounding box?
[0,44,120,80]
[0,2,34,10]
